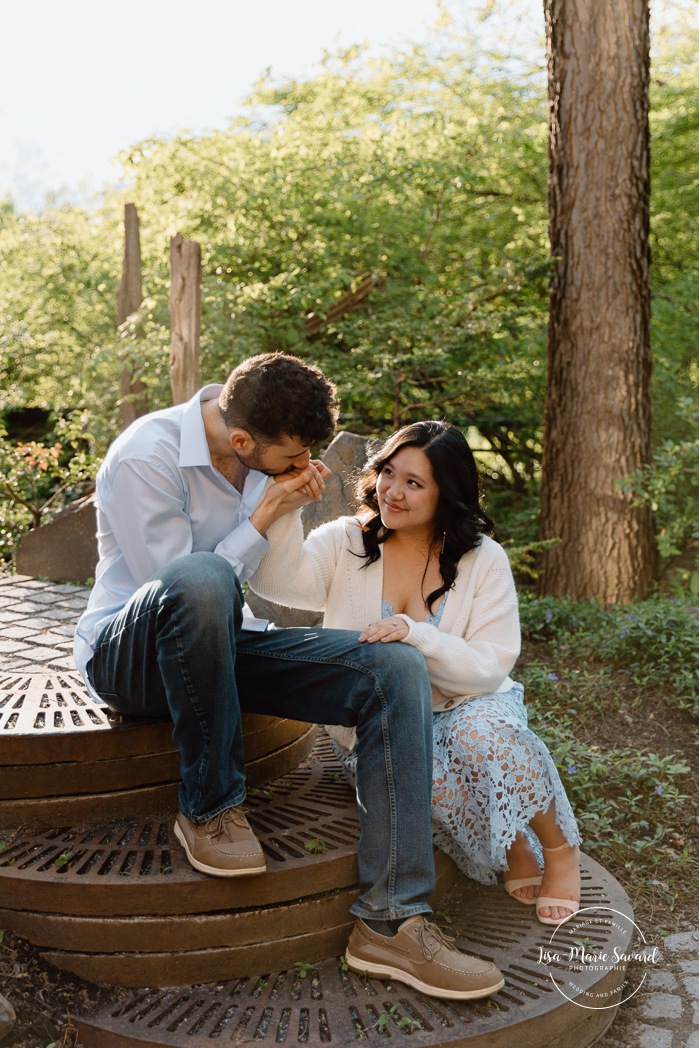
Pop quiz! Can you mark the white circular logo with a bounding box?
[536,906,660,1010]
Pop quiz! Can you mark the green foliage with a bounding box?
[108,41,550,487]
[0,411,99,562]
[0,207,121,424]
[0,22,695,571]
[649,24,699,451]
[620,431,699,595]
[521,595,699,711]
[519,595,607,640]
[521,654,697,904]
[503,537,558,580]
[374,1005,419,1033]
[593,602,699,708]
[303,837,328,854]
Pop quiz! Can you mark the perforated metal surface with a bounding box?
[0,737,361,917]
[0,671,111,732]
[75,857,630,1048]
[0,670,173,764]
[0,616,317,827]
[0,736,458,985]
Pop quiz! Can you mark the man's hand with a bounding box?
[250,460,331,536]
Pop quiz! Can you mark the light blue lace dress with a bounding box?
[332,598,580,885]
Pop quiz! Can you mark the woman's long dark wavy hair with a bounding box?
[355,420,495,612]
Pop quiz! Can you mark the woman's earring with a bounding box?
[440,531,447,556]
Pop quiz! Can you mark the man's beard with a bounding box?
[234,445,295,478]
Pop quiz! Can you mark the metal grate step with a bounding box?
[1,736,458,986]
[0,667,318,828]
[0,736,358,918]
[75,857,632,1048]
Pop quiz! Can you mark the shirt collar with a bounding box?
[178,384,223,468]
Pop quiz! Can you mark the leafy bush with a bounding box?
[621,431,699,596]
[520,595,699,712]
[521,657,696,904]
[594,601,699,709]
[519,594,607,640]
[0,411,99,563]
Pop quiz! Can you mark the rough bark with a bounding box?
[538,0,656,602]
[117,203,148,429]
[169,234,201,405]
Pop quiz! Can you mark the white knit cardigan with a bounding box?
[250,512,521,738]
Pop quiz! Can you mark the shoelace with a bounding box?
[205,806,251,840]
[417,920,457,961]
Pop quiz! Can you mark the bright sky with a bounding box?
[1,0,688,213]
[0,0,498,211]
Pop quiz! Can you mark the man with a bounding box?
[74,352,504,1001]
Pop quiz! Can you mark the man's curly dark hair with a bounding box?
[219,353,339,447]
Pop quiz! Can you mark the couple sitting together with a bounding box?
[74,352,581,1002]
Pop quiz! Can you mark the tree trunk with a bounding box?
[117,203,148,429]
[169,234,201,405]
[538,0,656,602]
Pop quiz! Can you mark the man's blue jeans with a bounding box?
[87,552,436,922]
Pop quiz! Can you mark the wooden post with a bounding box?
[169,233,201,405]
[117,203,148,429]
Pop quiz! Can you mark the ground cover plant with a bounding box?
[518,595,699,918]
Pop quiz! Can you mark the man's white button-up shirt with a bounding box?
[73,385,269,679]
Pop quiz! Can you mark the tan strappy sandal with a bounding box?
[504,873,543,905]
[536,843,580,925]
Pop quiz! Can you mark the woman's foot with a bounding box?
[504,833,542,904]
[536,843,580,925]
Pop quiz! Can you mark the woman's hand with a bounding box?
[359,617,409,643]
[293,459,332,500]
[250,461,332,535]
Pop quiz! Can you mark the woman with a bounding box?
[250,421,580,925]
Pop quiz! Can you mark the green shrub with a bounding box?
[521,658,696,903]
[0,411,99,564]
[520,595,699,711]
[594,601,699,709]
[519,594,607,640]
[620,431,699,597]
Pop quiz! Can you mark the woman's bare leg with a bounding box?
[529,802,580,921]
[504,832,542,901]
